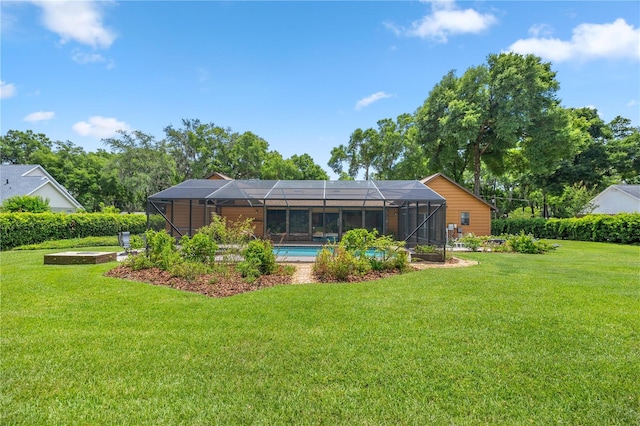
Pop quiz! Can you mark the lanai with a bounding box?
[147,179,446,248]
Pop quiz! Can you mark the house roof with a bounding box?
[149,179,445,206]
[0,164,83,209]
[420,173,497,210]
[613,185,640,200]
[205,171,233,180]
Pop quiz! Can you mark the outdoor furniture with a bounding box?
[118,231,131,254]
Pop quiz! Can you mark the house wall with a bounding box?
[34,183,78,213]
[386,207,399,238]
[424,175,492,236]
[165,202,208,235]
[218,206,264,237]
[591,189,640,214]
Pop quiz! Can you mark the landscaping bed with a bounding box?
[105,257,468,298]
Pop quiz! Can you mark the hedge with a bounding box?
[492,213,640,244]
[0,213,166,250]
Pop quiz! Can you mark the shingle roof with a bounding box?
[615,185,640,200]
[0,164,83,208]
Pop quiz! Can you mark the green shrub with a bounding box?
[0,212,149,250]
[459,233,483,251]
[180,233,218,264]
[0,195,50,213]
[145,229,181,271]
[123,253,155,271]
[492,213,640,244]
[414,244,436,254]
[341,228,378,258]
[506,232,557,254]
[236,258,261,283]
[313,245,370,282]
[169,261,210,282]
[242,239,276,275]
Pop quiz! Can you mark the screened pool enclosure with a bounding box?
[147,179,446,248]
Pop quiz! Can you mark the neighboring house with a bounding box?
[589,185,640,214]
[206,171,233,180]
[0,164,83,213]
[420,173,496,237]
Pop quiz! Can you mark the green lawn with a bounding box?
[2,241,639,424]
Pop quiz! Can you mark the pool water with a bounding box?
[273,245,384,258]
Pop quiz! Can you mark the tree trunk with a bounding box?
[473,143,481,196]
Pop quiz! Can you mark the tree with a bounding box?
[164,119,235,180]
[371,114,427,180]
[606,116,640,183]
[329,127,380,180]
[416,53,568,195]
[289,154,329,180]
[541,107,613,198]
[329,114,423,180]
[222,131,269,179]
[0,130,53,164]
[103,130,177,212]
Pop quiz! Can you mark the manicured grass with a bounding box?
[2,241,639,424]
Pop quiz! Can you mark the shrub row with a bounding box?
[491,213,640,244]
[0,212,165,250]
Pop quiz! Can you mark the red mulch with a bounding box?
[104,262,440,298]
[105,265,292,298]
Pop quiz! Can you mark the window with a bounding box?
[460,212,470,226]
[266,209,286,234]
[342,210,362,232]
[289,210,309,234]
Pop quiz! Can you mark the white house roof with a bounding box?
[0,164,83,209]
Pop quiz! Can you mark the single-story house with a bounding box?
[0,164,83,213]
[420,173,496,237]
[148,179,447,248]
[589,185,640,214]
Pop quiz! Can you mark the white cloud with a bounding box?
[0,81,17,99]
[355,92,393,111]
[387,0,497,43]
[72,49,106,64]
[32,0,116,48]
[509,19,640,62]
[528,23,553,38]
[72,116,131,138]
[627,99,639,107]
[24,111,55,122]
[71,49,115,69]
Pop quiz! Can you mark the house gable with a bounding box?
[421,173,495,236]
[0,164,83,212]
[590,185,640,214]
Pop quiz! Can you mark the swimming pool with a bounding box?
[273,245,384,258]
[273,245,324,257]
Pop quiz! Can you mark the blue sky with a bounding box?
[2,1,639,177]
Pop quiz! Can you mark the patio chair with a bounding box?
[118,231,131,254]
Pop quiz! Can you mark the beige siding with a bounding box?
[426,176,492,236]
[386,207,399,237]
[219,206,263,237]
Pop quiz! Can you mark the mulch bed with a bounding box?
[105,265,292,298]
[104,261,448,298]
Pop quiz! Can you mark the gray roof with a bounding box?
[149,179,445,206]
[615,185,640,200]
[0,164,83,208]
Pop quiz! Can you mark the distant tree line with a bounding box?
[329,52,639,218]
[0,120,328,212]
[3,53,638,219]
